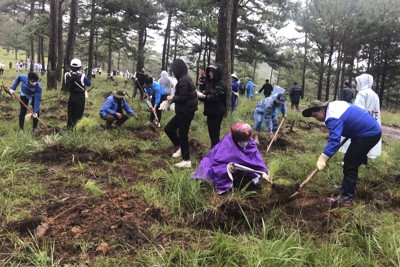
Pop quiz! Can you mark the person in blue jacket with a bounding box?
[231,73,240,112]
[10,71,42,132]
[144,76,168,127]
[302,100,382,206]
[100,90,135,129]
[253,93,287,145]
[245,79,256,100]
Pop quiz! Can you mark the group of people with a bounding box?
[8,56,382,206]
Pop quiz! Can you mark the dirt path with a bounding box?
[382,125,400,139]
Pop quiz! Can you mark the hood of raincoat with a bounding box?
[206,64,223,82]
[355,73,373,92]
[170,59,188,80]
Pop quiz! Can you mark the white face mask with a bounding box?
[29,81,37,86]
[237,141,249,148]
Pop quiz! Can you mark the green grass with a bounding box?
[1,48,400,266]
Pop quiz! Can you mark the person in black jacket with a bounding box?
[64,58,91,129]
[197,64,227,149]
[258,79,273,97]
[289,81,302,111]
[340,81,354,103]
[165,59,198,168]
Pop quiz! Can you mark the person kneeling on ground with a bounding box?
[253,93,287,145]
[192,122,270,194]
[100,90,135,129]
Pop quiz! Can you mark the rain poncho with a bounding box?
[191,133,267,194]
[339,74,381,158]
[158,70,173,95]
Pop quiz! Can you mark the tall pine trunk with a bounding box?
[215,0,232,111]
[47,0,59,90]
[62,0,79,92]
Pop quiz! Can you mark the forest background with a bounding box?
[0,0,399,108]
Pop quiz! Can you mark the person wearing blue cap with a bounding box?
[253,93,287,145]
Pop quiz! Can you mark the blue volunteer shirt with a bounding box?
[11,74,42,114]
[144,81,167,106]
[324,101,381,156]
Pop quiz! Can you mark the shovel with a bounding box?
[266,116,285,152]
[287,137,349,200]
[3,86,49,130]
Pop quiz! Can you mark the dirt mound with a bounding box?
[127,125,160,140]
[193,188,353,234]
[4,189,164,261]
[23,144,141,164]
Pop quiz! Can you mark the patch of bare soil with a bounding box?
[4,189,164,262]
[23,144,141,164]
[381,125,400,140]
[127,125,160,140]
[194,184,400,235]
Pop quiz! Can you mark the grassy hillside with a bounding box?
[0,49,400,266]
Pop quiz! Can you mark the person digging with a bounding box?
[253,93,287,145]
[9,71,42,133]
[192,122,271,194]
[99,90,136,129]
[302,100,381,207]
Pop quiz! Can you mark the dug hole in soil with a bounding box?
[2,123,400,263]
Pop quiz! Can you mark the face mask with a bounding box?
[29,81,37,86]
[237,141,249,149]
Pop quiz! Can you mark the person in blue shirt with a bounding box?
[144,76,168,127]
[231,73,240,112]
[253,93,287,145]
[302,100,382,206]
[99,90,135,129]
[10,71,42,132]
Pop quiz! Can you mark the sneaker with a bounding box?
[155,122,161,128]
[174,160,192,168]
[172,148,182,158]
[328,195,353,207]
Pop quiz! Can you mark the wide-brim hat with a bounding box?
[112,90,128,99]
[231,73,238,80]
[302,100,329,117]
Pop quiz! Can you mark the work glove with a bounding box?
[158,100,170,110]
[197,91,205,99]
[262,172,272,184]
[9,89,15,95]
[284,114,287,118]
[316,153,330,171]
[25,114,32,121]
[32,113,38,118]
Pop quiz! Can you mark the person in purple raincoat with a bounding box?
[192,122,270,194]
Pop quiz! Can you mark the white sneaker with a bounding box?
[174,160,192,168]
[172,148,181,158]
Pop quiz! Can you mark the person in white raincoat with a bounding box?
[339,73,381,158]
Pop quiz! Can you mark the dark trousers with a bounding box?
[291,101,300,111]
[19,95,39,130]
[207,115,224,149]
[133,84,144,100]
[150,94,168,123]
[0,68,3,75]
[164,112,195,161]
[67,93,85,129]
[100,113,128,128]
[342,132,382,198]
